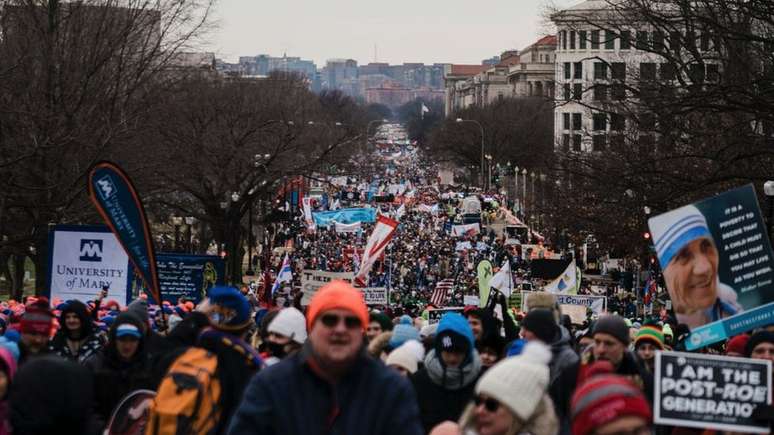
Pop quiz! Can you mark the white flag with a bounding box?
[489,261,514,297]
[355,215,399,286]
[395,204,406,220]
[544,260,577,294]
[421,103,430,119]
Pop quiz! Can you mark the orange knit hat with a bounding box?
[306,280,368,331]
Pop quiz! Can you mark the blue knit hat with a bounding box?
[207,286,251,331]
[389,323,420,349]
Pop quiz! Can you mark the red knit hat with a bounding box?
[306,280,368,331]
[20,298,54,335]
[726,334,750,356]
[571,374,652,435]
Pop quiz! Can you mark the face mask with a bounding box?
[267,341,287,359]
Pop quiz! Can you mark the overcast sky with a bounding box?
[211,0,576,66]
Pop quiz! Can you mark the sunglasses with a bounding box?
[320,313,362,329]
[474,396,500,413]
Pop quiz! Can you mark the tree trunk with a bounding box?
[33,225,50,296]
[11,254,25,301]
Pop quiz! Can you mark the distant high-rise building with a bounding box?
[322,59,358,92]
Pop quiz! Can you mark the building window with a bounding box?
[700,31,710,51]
[605,30,616,49]
[570,31,576,49]
[593,134,607,151]
[563,113,571,130]
[572,134,582,152]
[572,113,582,131]
[562,134,570,152]
[574,62,583,79]
[593,113,607,131]
[610,134,625,150]
[593,85,608,101]
[707,64,719,82]
[594,62,608,80]
[689,64,705,84]
[573,83,583,100]
[579,30,587,49]
[653,31,665,52]
[620,30,632,49]
[636,31,649,50]
[669,31,682,53]
[611,113,625,131]
[591,30,600,49]
[640,62,657,81]
[564,83,571,101]
[561,31,567,50]
[564,62,571,79]
[660,63,676,80]
[611,84,626,100]
[612,63,626,80]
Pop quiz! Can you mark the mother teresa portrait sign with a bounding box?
[649,185,774,350]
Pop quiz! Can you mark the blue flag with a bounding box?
[88,162,162,305]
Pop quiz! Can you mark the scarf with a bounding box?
[424,349,481,390]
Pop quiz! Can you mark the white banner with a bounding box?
[300,270,354,306]
[302,197,314,228]
[521,291,607,315]
[48,226,130,305]
[355,215,399,286]
[334,221,361,233]
[451,223,480,237]
[360,287,389,305]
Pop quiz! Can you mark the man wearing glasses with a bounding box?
[228,280,423,435]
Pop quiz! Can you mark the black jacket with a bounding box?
[411,366,479,434]
[227,343,423,435]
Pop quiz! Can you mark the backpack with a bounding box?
[146,347,221,435]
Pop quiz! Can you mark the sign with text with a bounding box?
[131,254,225,304]
[47,225,132,305]
[359,287,388,305]
[655,351,772,433]
[428,307,465,325]
[521,291,606,315]
[300,270,354,305]
[648,185,774,350]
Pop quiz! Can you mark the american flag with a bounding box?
[431,279,455,307]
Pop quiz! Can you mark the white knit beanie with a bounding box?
[475,341,551,421]
[385,343,418,374]
[402,339,426,362]
[267,307,307,344]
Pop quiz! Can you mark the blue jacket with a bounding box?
[227,343,423,435]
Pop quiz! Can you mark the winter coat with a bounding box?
[577,346,654,403]
[227,343,423,435]
[85,313,156,429]
[49,331,105,364]
[548,326,580,435]
[0,347,16,435]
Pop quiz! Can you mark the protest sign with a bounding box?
[132,254,225,304]
[312,207,376,226]
[359,287,389,305]
[428,307,465,325]
[648,185,774,350]
[47,225,132,305]
[464,295,480,306]
[561,305,588,325]
[655,351,772,433]
[521,291,606,315]
[477,260,493,308]
[300,270,354,305]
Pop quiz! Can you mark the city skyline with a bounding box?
[211,0,575,66]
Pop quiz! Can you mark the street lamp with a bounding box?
[484,154,493,191]
[764,181,774,244]
[514,166,520,213]
[456,118,485,189]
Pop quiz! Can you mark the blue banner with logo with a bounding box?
[88,162,162,305]
[312,207,377,226]
[130,253,225,304]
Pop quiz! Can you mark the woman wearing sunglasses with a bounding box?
[429,342,559,435]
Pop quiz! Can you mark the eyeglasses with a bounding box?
[320,313,362,330]
[474,396,500,413]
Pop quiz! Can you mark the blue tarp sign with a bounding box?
[312,208,377,226]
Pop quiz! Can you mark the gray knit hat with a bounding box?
[592,314,630,345]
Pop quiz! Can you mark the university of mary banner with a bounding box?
[48,225,132,305]
[49,226,225,305]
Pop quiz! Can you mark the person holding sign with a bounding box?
[650,205,742,329]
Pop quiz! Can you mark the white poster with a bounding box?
[49,226,130,305]
[300,270,355,306]
[360,287,388,305]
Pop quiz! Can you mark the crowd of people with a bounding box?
[0,129,772,435]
